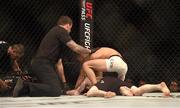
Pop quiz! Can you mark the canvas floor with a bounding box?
[0,93,180,108]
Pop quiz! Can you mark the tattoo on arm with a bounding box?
[66,40,91,54]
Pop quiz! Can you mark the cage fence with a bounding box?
[0,0,179,89]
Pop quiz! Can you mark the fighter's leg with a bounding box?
[82,59,107,85]
[130,82,170,96]
[75,68,86,88]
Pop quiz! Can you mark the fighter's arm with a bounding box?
[75,67,103,88]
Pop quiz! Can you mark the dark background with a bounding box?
[0,0,179,86]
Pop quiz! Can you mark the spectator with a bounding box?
[0,41,24,96]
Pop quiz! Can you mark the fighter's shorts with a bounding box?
[95,76,132,95]
[106,55,128,80]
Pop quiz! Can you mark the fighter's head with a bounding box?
[57,16,73,33]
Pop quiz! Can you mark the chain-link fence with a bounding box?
[0,0,179,88]
[93,0,180,86]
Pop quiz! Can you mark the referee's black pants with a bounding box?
[27,58,63,97]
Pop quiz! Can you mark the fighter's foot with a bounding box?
[104,91,116,98]
[86,86,99,97]
[66,90,80,96]
[160,82,170,96]
[86,86,116,98]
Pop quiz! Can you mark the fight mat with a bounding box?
[0,93,180,108]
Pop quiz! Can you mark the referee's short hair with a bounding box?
[57,16,72,26]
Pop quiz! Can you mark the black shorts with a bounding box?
[95,76,132,95]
